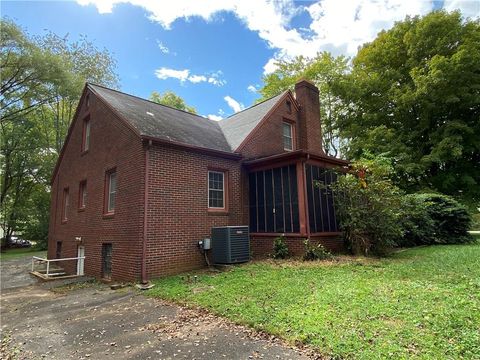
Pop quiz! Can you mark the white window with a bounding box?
[208,171,225,208]
[83,119,90,152]
[79,181,87,209]
[62,188,69,221]
[283,122,293,151]
[106,171,116,213]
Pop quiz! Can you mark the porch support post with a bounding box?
[296,160,310,237]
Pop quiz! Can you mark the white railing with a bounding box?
[31,256,86,277]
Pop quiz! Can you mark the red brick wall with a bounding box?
[145,144,244,278]
[48,90,145,281]
[239,96,300,160]
[250,234,344,258]
[295,80,324,155]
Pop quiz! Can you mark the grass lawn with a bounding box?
[0,247,46,260]
[147,243,480,359]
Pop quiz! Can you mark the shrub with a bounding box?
[330,156,404,256]
[302,239,332,261]
[400,193,472,245]
[397,194,436,247]
[272,235,289,259]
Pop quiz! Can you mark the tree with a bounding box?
[150,91,197,114]
[339,11,480,201]
[259,52,350,157]
[0,18,119,246]
[329,155,404,256]
[1,19,69,125]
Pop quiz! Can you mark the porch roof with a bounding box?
[243,150,349,170]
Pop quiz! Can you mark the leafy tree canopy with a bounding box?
[341,10,480,200]
[150,91,197,114]
[1,18,118,246]
[259,52,350,157]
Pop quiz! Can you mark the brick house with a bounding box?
[48,79,348,282]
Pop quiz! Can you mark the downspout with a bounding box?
[141,140,152,286]
[304,154,311,239]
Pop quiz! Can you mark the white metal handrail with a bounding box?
[31,256,86,277]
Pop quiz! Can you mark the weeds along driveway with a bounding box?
[0,256,310,360]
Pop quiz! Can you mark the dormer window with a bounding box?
[283,122,293,151]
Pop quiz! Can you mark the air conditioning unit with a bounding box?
[211,226,250,264]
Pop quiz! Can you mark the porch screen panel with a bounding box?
[265,170,274,232]
[248,165,299,233]
[273,167,284,233]
[289,165,300,233]
[306,165,316,232]
[257,172,265,232]
[306,164,339,232]
[282,167,292,233]
[249,173,258,232]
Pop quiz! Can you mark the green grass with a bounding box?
[0,247,46,260]
[147,244,480,359]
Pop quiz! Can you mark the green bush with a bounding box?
[272,235,289,259]
[398,194,437,246]
[330,156,404,256]
[302,239,332,261]
[400,193,472,245]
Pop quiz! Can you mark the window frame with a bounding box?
[104,169,117,215]
[283,121,294,151]
[207,170,227,212]
[82,116,91,153]
[78,180,87,210]
[62,187,69,223]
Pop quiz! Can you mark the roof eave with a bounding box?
[141,135,242,160]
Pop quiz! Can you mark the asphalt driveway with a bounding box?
[1,255,311,360]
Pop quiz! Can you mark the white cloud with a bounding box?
[247,84,257,93]
[443,0,480,19]
[262,58,279,75]
[79,0,479,75]
[224,95,244,113]
[188,74,207,83]
[155,67,189,81]
[156,40,170,54]
[154,67,225,86]
[207,114,223,121]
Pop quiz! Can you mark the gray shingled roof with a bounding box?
[88,83,286,153]
[219,92,287,150]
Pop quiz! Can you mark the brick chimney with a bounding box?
[294,79,324,154]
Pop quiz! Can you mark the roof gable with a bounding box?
[88,84,232,153]
[88,83,293,155]
[218,92,289,151]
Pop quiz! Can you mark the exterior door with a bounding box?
[77,246,85,276]
[101,244,112,280]
[56,241,62,258]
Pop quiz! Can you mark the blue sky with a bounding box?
[2,0,479,119]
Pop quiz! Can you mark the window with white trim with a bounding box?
[283,122,293,151]
[106,170,116,213]
[82,118,90,152]
[208,171,224,208]
[79,180,87,209]
[62,188,69,222]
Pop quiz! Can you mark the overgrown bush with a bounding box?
[272,235,289,259]
[398,194,437,246]
[302,239,332,261]
[329,156,404,256]
[399,193,472,246]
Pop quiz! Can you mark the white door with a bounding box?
[77,246,85,275]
